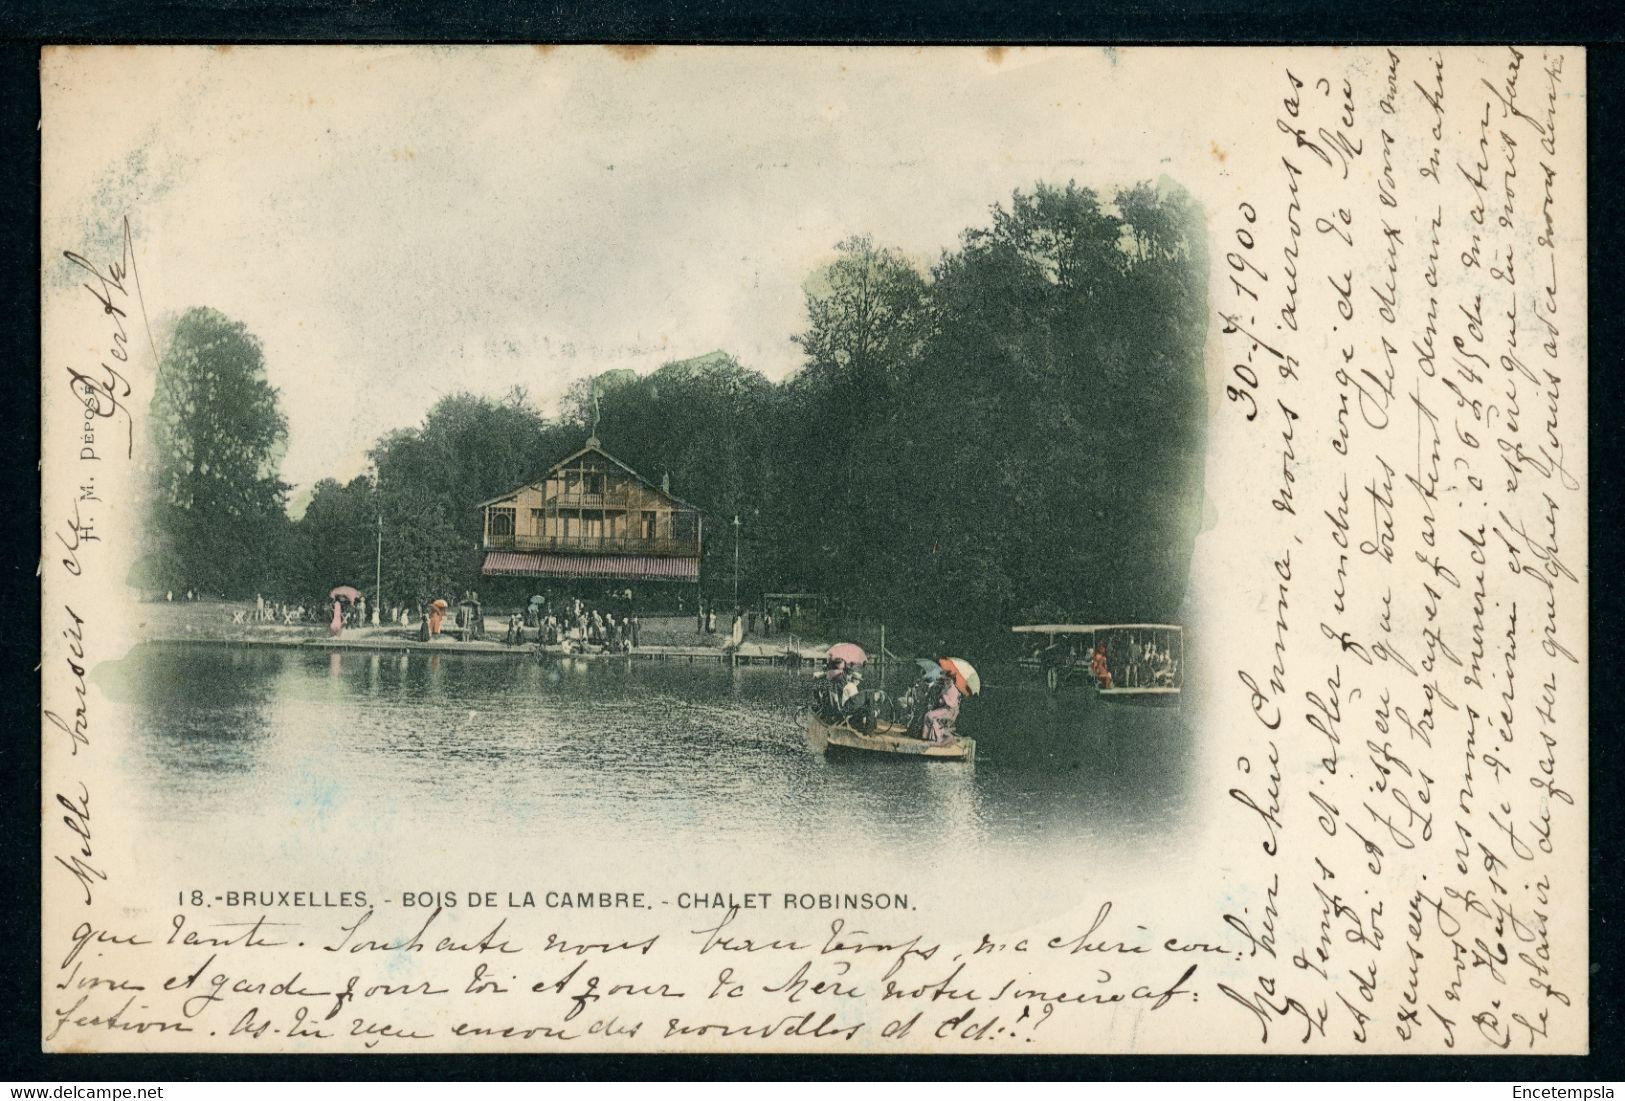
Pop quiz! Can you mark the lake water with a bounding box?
[97,644,1204,924]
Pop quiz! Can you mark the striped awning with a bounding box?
[481,551,699,583]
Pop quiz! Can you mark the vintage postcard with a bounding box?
[39,45,1586,1053]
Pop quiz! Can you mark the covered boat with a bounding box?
[806,715,976,762]
[1012,623,1184,705]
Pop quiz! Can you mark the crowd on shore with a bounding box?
[505,597,641,652]
[688,599,820,646]
[155,589,380,628]
[144,590,839,658]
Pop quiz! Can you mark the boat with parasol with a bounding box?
[805,647,979,762]
[806,715,977,761]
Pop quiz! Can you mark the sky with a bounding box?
[42,45,1228,501]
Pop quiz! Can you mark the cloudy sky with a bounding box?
[43,46,1226,499]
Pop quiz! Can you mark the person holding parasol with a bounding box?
[921,656,980,745]
[328,586,362,637]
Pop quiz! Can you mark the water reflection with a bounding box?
[117,645,283,780]
[98,644,1197,868]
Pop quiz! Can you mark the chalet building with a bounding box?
[477,436,703,607]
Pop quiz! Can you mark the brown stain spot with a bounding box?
[1210,140,1227,164]
[985,46,1007,65]
[49,44,137,56]
[606,44,657,62]
[215,45,234,54]
[391,147,416,161]
[533,44,557,57]
[307,95,316,107]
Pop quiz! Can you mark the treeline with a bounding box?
[138,180,1208,650]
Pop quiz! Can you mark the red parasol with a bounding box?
[938,657,981,696]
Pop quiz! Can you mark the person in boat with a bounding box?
[842,666,887,733]
[839,664,863,711]
[1152,645,1176,686]
[812,656,846,722]
[921,663,962,745]
[1089,642,1113,689]
[1037,639,1068,691]
[813,656,866,724]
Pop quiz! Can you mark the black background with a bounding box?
[2,1,1621,1083]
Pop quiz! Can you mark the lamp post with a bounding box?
[731,514,741,610]
[373,512,383,627]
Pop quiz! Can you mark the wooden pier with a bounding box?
[145,631,822,666]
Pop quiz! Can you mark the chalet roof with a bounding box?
[476,439,705,513]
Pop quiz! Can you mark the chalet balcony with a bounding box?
[546,489,628,507]
[483,532,702,557]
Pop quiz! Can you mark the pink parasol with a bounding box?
[827,643,868,667]
[329,585,363,603]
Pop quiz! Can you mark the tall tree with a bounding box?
[147,307,290,596]
[369,390,575,608]
[780,238,932,602]
[578,353,783,603]
[791,180,1208,648]
[294,476,378,600]
[793,235,931,390]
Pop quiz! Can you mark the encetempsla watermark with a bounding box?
[1512,1090,1615,1099]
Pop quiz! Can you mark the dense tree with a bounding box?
[776,238,932,600]
[794,180,1209,649]
[145,307,291,597]
[573,353,784,602]
[368,391,577,608]
[793,235,931,390]
[294,476,378,598]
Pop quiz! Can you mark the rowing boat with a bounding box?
[806,716,976,762]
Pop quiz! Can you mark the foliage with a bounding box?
[367,391,577,607]
[575,352,783,600]
[555,181,1208,647]
[150,180,1208,648]
[293,476,377,599]
[147,307,291,597]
